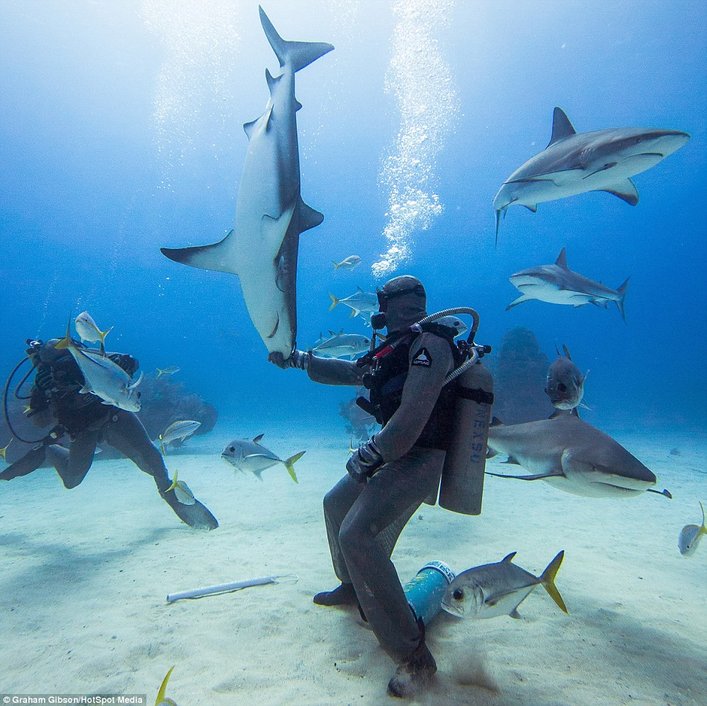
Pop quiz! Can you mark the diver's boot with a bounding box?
[160,489,219,530]
[0,442,48,481]
[387,621,437,698]
[313,582,357,606]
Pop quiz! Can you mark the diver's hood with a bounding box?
[379,275,427,333]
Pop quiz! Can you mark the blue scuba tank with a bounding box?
[403,560,456,626]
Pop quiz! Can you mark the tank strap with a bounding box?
[458,386,494,405]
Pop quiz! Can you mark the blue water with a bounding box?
[1,0,705,435]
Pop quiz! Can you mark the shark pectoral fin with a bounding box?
[510,608,522,619]
[261,201,297,258]
[298,199,324,233]
[599,178,639,206]
[161,229,239,275]
[502,456,521,465]
[485,470,564,481]
[506,294,530,311]
[522,204,538,213]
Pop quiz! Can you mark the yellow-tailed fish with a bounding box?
[0,439,11,460]
[159,420,201,454]
[155,665,178,706]
[156,366,181,378]
[166,471,196,505]
[222,434,304,483]
[75,311,112,353]
[678,502,706,556]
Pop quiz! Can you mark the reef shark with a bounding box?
[493,107,690,241]
[507,247,629,320]
[161,7,333,364]
[486,413,671,499]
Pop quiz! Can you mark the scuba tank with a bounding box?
[414,308,493,516]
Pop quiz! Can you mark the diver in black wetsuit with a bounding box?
[275,275,458,698]
[1,337,218,530]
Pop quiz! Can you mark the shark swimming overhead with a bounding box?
[493,107,690,242]
[507,247,630,320]
[486,413,671,499]
[160,7,333,364]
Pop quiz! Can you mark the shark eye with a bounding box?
[452,588,464,601]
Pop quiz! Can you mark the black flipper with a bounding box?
[0,443,48,480]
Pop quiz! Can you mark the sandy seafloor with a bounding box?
[1,422,705,706]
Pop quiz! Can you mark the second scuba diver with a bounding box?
[0,335,218,530]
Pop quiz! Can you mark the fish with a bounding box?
[312,331,371,359]
[328,288,378,318]
[333,255,361,270]
[161,8,333,365]
[442,551,568,619]
[74,311,112,353]
[435,315,468,338]
[507,247,629,320]
[545,344,587,412]
[155,665,178,706]
[486,414,671,499]
[165,470,196,506]
[54,322,142,412]
[158,420,202,454]
[0,439,11,461]
[221,434,305,483]
[493,106,690,241]
[156,366,181,378]
[678,502,706,556]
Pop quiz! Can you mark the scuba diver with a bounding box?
[1,335,218,531]
[274,275,492,698]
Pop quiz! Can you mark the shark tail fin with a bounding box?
[259,7,334,72]
[539,550,568,614]
[283,450,305,483]
[615,277,630,321]
[161,229,238,276]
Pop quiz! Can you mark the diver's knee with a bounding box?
[60,475,85,490]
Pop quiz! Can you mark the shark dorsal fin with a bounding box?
[562,343,572,359]
[253,433,264,443]
[548,107,576,147]
[501,552,517,563]
[555,247,568,268]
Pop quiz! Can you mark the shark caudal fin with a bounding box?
[283,450,305,483]
[161,229,238,275]
[615,277,630,321]
[259,6,333,72]
[539,550,568,614]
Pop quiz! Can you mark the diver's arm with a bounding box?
[375,333,453,461]
[307,354,366,386]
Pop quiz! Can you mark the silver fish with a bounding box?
[493,106,690,241]
[156,366,180,378]
[55,326,142,412]
[545,344,587,411]
[442,551,567,619]
[313,331,370,359]
[435,315,468,338]
[333,255,361,270]
[328,287,378,317]
[75,311,112,352]
[678,502,706,556]
[222,434,304,483]
[507,248,630,320]
[159,420,201,453]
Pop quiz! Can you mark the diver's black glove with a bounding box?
[272,350,310,370]
[346,436,384,483]
[34,364,55,391]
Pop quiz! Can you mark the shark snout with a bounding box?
[615,129,690,159]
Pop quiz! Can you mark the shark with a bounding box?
[545,344,587,413]
[486,413,671,499]
[493,106,690,242]
[161,7,333,364]
[507,247,630,320]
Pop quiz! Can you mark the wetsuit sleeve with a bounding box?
[375,333,453,462]
[307,354,367,386]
